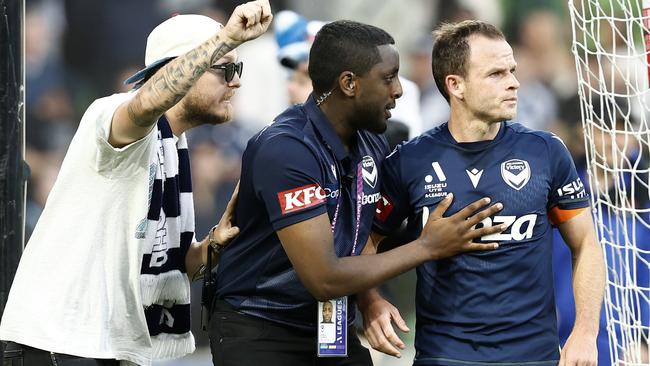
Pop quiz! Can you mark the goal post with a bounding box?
[0,0,26,360]
[568,0,650,364]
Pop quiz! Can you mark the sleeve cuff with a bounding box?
[270,204,328,231]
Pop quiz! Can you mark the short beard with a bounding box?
[180,97,230,128]
[351,107,387,134]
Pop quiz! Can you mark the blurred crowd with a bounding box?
[22,0,593,246]
[22,0,649,365]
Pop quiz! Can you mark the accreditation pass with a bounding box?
[317,296,347,357]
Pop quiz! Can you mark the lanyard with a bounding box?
[328,158,363,256]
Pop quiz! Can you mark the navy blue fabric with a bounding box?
[145,304,192,336]
[158,116,174,138]
[162,178,180,217]
[147,179,163,221]
[178,149,192,193]
[374,122,590,365]
[141,247,186,275]
[215,96,389,331]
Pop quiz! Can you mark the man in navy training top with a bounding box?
[211,20,508,366]
[360,20,606,366]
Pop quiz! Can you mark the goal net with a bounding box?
[569,0,650,364]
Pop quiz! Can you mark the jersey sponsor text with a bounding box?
[422,207,537,242]
[477,214,537,241]
[556,178,586,198]
[278,184,327,214]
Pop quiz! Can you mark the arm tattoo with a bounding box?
[128,37,235,128]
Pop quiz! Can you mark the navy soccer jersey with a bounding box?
[215,96,389,331]
[373,122,590,366]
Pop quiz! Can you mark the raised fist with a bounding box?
[221,0,273,45]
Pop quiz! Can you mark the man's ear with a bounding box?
[445,74,465,100]
[338,72,357,97]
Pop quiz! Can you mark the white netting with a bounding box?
[569,0,650,364]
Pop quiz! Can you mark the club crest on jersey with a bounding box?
[501,159,530,190]
[361,155,377,188]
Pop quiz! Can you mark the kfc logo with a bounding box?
[278,184,327,214]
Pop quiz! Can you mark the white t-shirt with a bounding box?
[0,92,194,366]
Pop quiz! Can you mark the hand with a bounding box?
[360,294,409,358]
[202,183,240,264]
[220,0,273,45]
[559,331,597,366]
[419,193,505,260]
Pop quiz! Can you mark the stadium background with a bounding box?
[19,0,648,365]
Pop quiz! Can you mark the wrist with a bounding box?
[215,32,239,50]
[203,34,238,67]
[414,238,438,261]
[570,322,599,339]
[357,288,383,311]
[208,225,228,253]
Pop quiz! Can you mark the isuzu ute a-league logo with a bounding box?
[501,159,531,190]
[361,156,377,188]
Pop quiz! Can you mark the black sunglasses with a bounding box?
[210,61,243,83]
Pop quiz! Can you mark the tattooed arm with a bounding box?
[109,37,235,147]
[109,0,272,147]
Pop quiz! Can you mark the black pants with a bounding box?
[2,342,118,366]
[208,301,373,366]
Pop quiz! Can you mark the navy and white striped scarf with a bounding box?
[136,116,195,359]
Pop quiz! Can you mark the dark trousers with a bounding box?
[2,342,118,366]
[208,301,373,366]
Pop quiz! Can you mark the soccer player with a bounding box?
[360,20,606,366]
[209,20,506,366]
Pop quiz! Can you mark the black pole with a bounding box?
[0,0,26,357]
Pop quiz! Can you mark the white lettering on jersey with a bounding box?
[431,162,447,182]
[422,207,537,242]
[479,214,537,241]
[556,178,586,199]
[278,184,327,214]
[323,187,340,199]
[361,192,382,205]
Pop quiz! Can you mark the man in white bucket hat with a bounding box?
[0,1,271,365]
